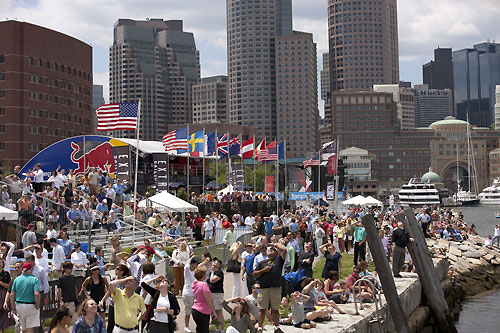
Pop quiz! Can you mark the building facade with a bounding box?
[415,85,453,128]
[495,85,500,130]
[0,20,92,167]
[192,76,228,124]
[92,85,105,134]
[110,19,200,141]
[453,42,500,127]
[373,84,416,129]
[276,31,318,157]
[321,52,330,101]
[423,47,454,90]
[489,148,500,182]
[327,0,399,92]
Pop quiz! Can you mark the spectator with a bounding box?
[81,265,109,326]
[207,258,225,332]
[109,276,146,333]
[227,242,242,298]
[222,297,255,333]
[50,238,66,278]
[0,258,11,333]
[0,242,15,273]
[191,267,215,333]
[48,307,72,333]
[11,262,40,333]
[72,298,106,333]
[141,275,180,333]
[171,242,190,296]
[182,257,199,333]
[57,262,78,315]
[21,225,37,255]
[353,221,367,266]
[223,224,236,249]
[319,243,342,279]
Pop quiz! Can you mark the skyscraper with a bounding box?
[327,0,399,92]
[453,42,500,127]
[415,85,453,128]
[423,47,454,90]
[92,85,105,134]
[110,19,200,141]
[321,53,330,101]
[192,76,228,124]
[276,31,318,157]
[226,0,291,139]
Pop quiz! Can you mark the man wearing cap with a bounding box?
[25,254,49,332]
[22,224,37,256]
[10,262,40,333]
[109,276,146,333]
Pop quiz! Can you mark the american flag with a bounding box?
[162,127,188,152]
[303,156,320,167]
[96,103,138,131]
[258,140,278,162]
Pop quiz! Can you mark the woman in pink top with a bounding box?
[191,266,215,333]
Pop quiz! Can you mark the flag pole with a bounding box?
[240,132,243,193]
[276,140,279,215]
[284,140,288,192]
[318,151,321,197]
[132,99,141,243]
[187,125,190,197]
[253,135,256,194]
[227,131,231,193]
[202,127,206,196]
[264,137,267,193]
[334,136,339,206]
[215,129,218,191]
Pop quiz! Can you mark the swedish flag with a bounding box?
[188,130,204,156]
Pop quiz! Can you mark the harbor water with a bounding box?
[450,205,500,332]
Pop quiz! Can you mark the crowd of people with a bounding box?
[1,164,499,333]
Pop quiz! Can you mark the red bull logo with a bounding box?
[70,141,115,176]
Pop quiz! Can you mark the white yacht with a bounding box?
[453,185,480,206]
[398,178,441,207]
[478,179,500,205]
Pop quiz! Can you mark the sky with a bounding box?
[3,0,500,112]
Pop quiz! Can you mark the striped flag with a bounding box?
[162,127,188,152]
[241,137,254,159]
[255,138,266,161]
[303,156,320,167]
[217,134,228,158]
[259,140,278,162]
[96,103,138,131]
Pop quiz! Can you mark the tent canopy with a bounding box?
[0,206,18,220]
[364,196,383,207]
[138,191,198,213]
[342,195,367,206]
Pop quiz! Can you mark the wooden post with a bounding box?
[395,210,457,333]
[361,214,409,333]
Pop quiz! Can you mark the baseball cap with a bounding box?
[27,224,34,229]
[22,262,33,271]
[90,264,100,271]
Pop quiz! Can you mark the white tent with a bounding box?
[342,195,367,206]
[0,206,18,220]
[138,191,198,213]
[364,196,383,207]
[218,185,234,196]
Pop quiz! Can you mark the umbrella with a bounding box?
[234,184,253,191]
[204,182,226,190]
[169,182,186,189]
[313,198,329,207]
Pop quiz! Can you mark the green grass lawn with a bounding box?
[312,253,376,280]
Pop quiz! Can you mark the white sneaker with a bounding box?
[184,328,192,333]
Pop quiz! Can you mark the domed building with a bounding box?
[421,167,441,184]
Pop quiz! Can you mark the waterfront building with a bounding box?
[340,147,377,197]
[276,31,318,157]
[110,19,200,141]
[423,47,454,90]
[327,0,399,92]
[489,148,500,182]
[192,76,228,124]
[92,85,105,134]
[453,42,500,127]
[0,20,92,167]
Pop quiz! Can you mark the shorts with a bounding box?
[183,295,195,315]
[205,230,214,240]
[258,287,281,311]
[16,303,40,330]
[212,293,224,311]
[294,319,311,328]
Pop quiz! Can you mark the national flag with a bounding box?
[322,140,337,154]
[259,140,278,162]
[206,131,217,156]
[217,134,228,158]
[188,130,204,157]
[255,138,266,161]
[303,156,320,167]
[96,103,138,131]
[278,142,285,160]
[162,127,188,153]
[327,154,338,174]
[241,137,254,159]
[229,136,241,156]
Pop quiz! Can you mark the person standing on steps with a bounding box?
[391,222,413,278]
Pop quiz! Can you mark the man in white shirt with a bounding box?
[70,242,87,278]
[88,168,100,194]
[45,222,58,240]
[493,224,500,247]
[105,184,116,211]
[25,253,49,305]
[29,163,44,193]
[182,257,199,333]
[49,238,66,278]
[203,217,215,245]
[245,213,255,228]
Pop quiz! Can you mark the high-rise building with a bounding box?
[276,31,318,157]
[226,0,290,139]
[423,47,454,90]
[110,19,200,141]
[192,76,228,124]
[327,0,399,92]
[495,85,500,130]
[92,85,105,134]
[321,53,330,101]
[0,20,92,167]
[373,84,416,129]
[453,42,500,127]
[414,84,453,128]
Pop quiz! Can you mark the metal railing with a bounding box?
[351,276,385,329]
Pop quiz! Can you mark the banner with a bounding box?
[326,182,335,200]
[226,163,245,187]
[153,153,169,192]
[265,176,274,193]
[327,154,338,174]
[288,192,324,201]
[111,146,130,183]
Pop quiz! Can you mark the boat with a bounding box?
[496,213,500,218]
[453,185,480,206]
[398,178,441,207]
[478,179,500,205]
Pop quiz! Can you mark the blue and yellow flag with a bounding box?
[188,130,204,156]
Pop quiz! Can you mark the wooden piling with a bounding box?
[361,214,410,333]
[395,210,457,333]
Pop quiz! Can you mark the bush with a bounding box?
[177,188,188,201]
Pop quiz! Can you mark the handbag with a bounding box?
[226,259,241,273]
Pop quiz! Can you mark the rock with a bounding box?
[484,253,495,262]
[469,258,483,266]
[449,247,462,257]
[448,254,458,262]
[463,251,482,259]
[458,245,470,252]
[491,259,500,265]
